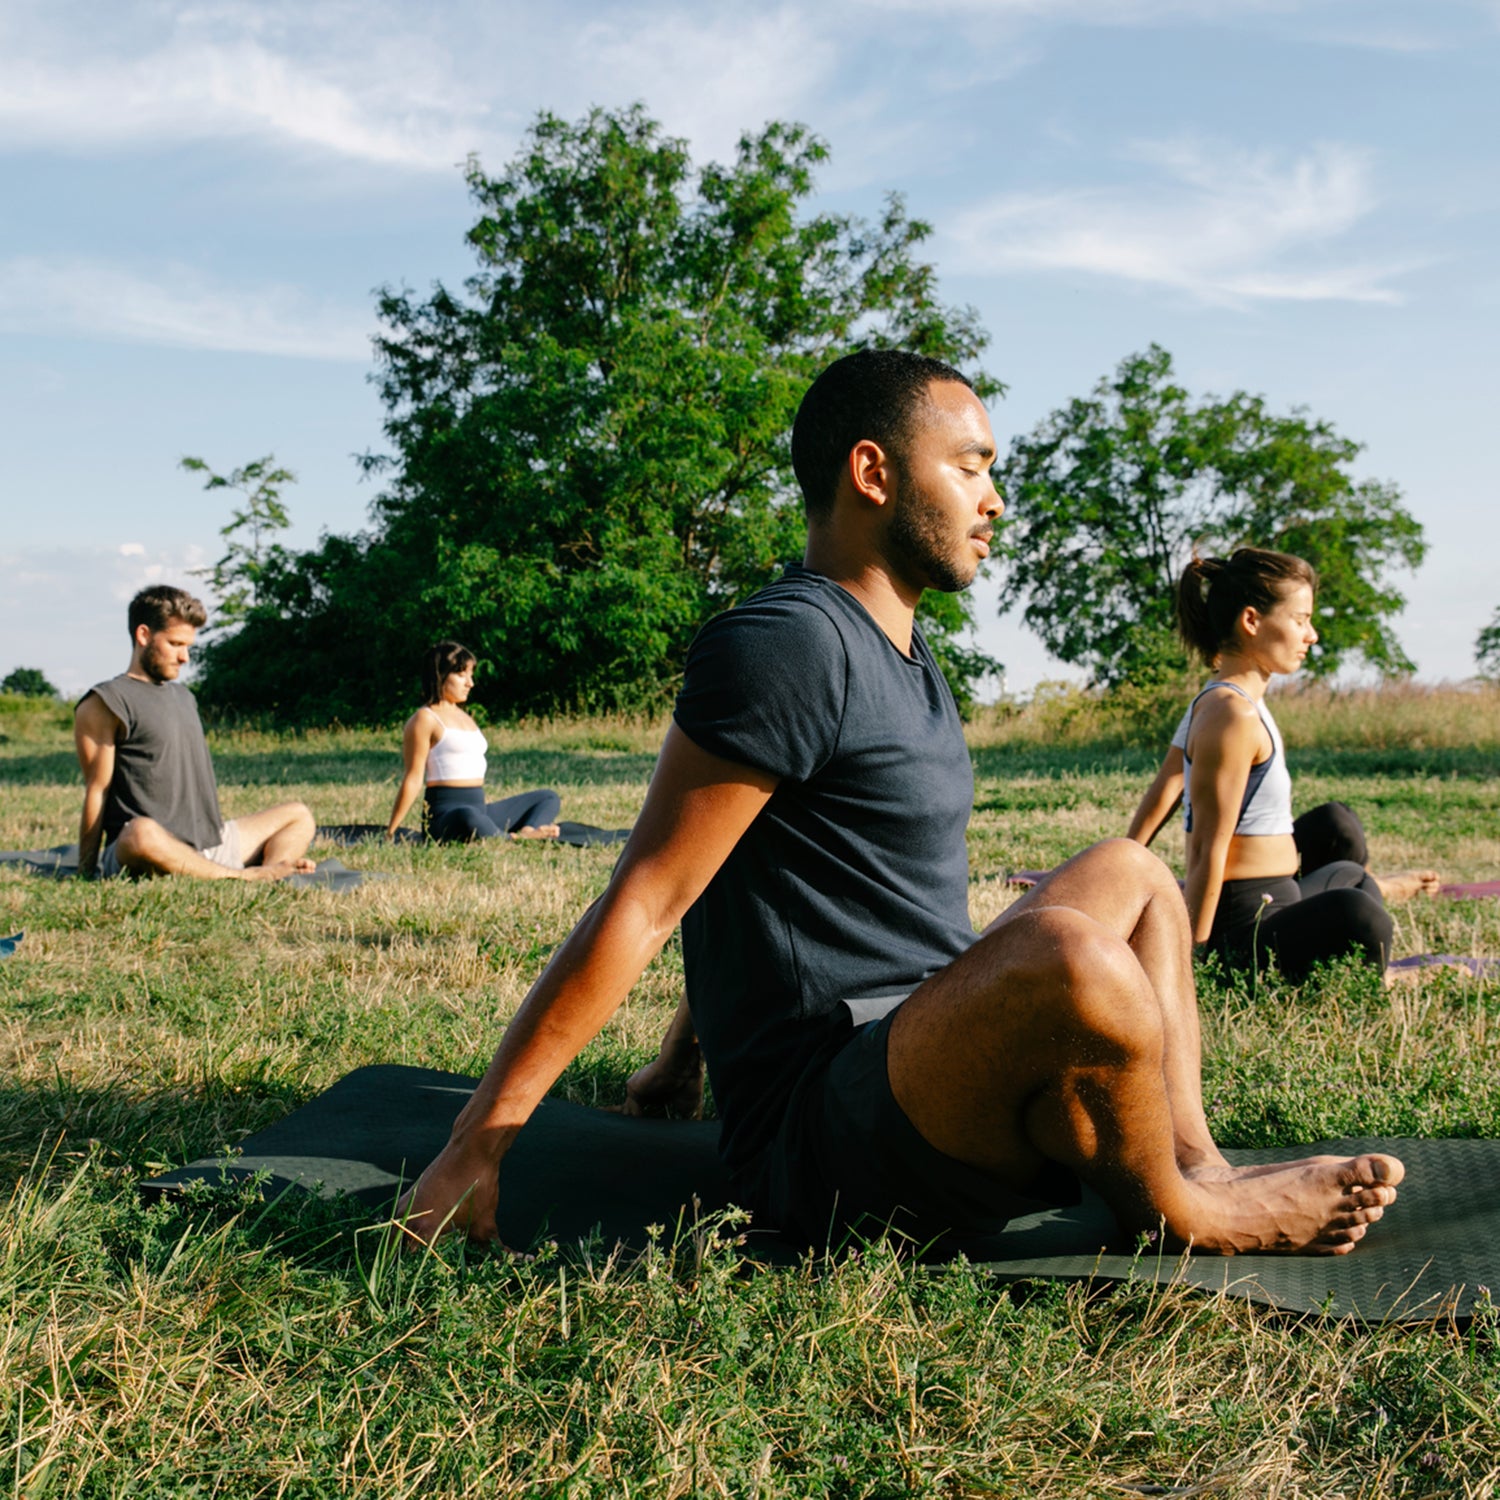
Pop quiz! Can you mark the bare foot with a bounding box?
[238,860,309,882]
[510,823,561,841]
[1182,1151,1348,1185]
[1180,1153,1403,1255]
[1375,869,1441,903]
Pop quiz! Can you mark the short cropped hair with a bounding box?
[420,641,476,706]
[1177,548,1318,666]
[128,585,208,636]
[791,349,974,518]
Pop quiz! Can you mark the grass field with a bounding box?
[2,684,1499,1497]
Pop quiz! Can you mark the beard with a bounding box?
[882,464,984,595]
[140,640,183,683]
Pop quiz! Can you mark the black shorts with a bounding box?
[747,1008,1079,1252]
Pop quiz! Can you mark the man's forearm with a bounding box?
[447,889,679,1150]
[77,793,106,875]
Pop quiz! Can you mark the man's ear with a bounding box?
[847,438,894,508]
[132,623,152,652]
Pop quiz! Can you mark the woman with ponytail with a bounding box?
[1128,548,1435,980]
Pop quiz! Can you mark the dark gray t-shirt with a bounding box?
[673,565,976,1179]
[85,674,224,851]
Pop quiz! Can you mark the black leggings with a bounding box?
[423,785,562,843]
[1208,801,1392,980]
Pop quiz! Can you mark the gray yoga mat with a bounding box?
[316,822,631,849]
[0,843,384,890]
[141,1064,1497,1324]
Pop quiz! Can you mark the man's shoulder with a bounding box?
[706,569,863,647]
[80,674,133,721]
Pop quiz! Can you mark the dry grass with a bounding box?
[1,695,1499,1495]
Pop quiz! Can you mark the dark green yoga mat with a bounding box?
[141,1064,1497,1324]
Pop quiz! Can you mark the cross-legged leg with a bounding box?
[888,840,1402,1253]
[111,812,310,881]
[233,802,316,871]
[486,789,562,839]
[992,840,1223,1175]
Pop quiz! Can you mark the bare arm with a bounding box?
[74,693,120,877]
[1127,746,1184,847]
[386,711,439,834]
[1181,698,1262,945]
[398,724,777,1244]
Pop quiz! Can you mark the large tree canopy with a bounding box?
[198,105,1000,724]
[996,346,1427,687]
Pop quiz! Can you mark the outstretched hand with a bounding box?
[393,1137,506,1249]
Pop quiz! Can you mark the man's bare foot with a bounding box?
[510,823,561,841]
[238,859,313,882]
[393,1139,505,1249]
[1181,1151,1347,1185]
[1177,1152,1403,1255]
[1375,869,1441,903]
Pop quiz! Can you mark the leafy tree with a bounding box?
[1477,608,1500,679]
[182,454,295,629]
[198,105,1001,724]
[2,666,57,698]
[996,345,1427,687]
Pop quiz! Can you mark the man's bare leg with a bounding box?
[888,864,1403,1253]
[233,802,317,873]
[995,840,1232,1175]
[113,811,311,881]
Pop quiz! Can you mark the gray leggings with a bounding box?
[423,785,562,842]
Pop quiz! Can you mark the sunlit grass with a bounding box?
[1,694,1498,1495]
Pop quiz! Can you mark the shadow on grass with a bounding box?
[0,1073,314,1182]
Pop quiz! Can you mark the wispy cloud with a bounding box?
[0,541,213,696]
[946,138,1419,305]
[0,257,374,359]
[570,7,835,162]
[0,0,506,168]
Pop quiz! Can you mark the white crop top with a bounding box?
[423,717,488,783]
[1171,682,1294,836]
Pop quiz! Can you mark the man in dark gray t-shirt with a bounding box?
[398,350,1404,1259]
[75,584,316,881]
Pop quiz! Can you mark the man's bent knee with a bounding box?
[968,906,1162,1054]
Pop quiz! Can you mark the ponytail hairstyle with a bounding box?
[1176,548,1317,667]
[420,641,476,706]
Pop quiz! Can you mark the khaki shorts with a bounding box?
[99,818,246,878]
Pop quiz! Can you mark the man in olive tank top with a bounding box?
[74,585,316,881]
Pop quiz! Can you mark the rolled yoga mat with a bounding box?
[141,1064,1498,1325]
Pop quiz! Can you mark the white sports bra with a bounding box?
[423,714,488,783]
[1172,682,1294,836]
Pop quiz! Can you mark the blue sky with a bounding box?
[2,0,1496,698]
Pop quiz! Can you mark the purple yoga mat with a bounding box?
[1388,954,1498,978]
[1440,880,1500,899]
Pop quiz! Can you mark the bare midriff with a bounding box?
[1221,831,1299,882]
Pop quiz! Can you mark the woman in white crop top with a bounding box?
[386,641,562,842]
[1127,549,1433,981]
